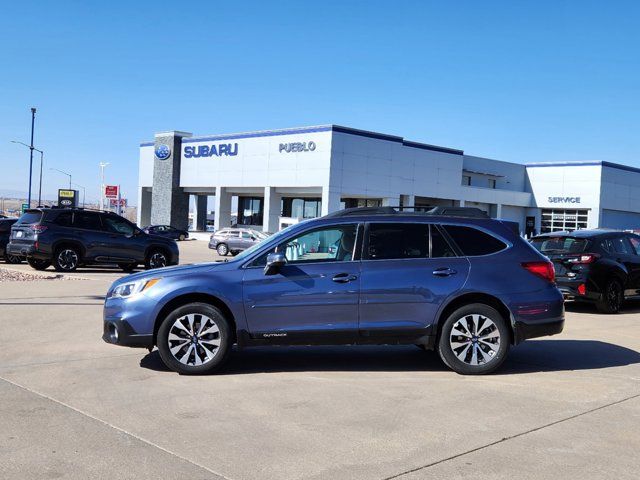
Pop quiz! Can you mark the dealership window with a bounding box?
[341,198,382,209]
[237,197,264,226]
[462,175,471,186]
[488,179,496,189]
[540,209,589,233]
[281,198,321,219]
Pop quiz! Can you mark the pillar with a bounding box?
[263,187,282,233]
[138,187,152,227]
[381,196,400,207]
[321,187,341,216]
[400,194,415,210]
[150,131,192,230]
[214,187,232,230]
[193,195,208,231]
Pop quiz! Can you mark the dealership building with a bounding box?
[138,125,640,235]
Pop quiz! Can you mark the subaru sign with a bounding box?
[155,144,171,160]
[183,143,239,158]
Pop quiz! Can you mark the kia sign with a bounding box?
[109,198,127,208]
[58,189,78,208]
[105,185,119,198]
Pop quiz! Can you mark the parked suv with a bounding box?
[531,230,640,313]
[209,227,269,256]
[0,218,23,264]
[7,208,179,272]
[103,207,563,375]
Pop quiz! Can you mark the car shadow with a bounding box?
[565,299,640,315]
[139,340,640,375]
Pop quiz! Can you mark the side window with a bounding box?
[241,231,252,239]
[611,236,634,255]
[443,225,506,256]
[282,224,358,263]
[73,213,102,231]
[368,223,429,260]
[431,226,457,258]
[628,236,640,256]
[54,212,73,227]
[103,216,135,236]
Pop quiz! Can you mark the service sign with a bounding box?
[58,189,78,208]
[104,185,119,198]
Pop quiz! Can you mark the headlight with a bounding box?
[109,278,161,299]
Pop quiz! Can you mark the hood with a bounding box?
[109,262,222,288]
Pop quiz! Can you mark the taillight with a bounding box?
[577,283,586,295]
[566,253,599,264]
[31,224,48,233]
[522,261,556,283]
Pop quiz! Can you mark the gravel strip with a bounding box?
[0,268,81,282]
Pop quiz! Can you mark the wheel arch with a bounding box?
[52,239,86,260]
[144,243,172,260]
[434,292,514,344]
[153,292,238,346]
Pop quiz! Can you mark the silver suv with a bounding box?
[208,228,269,256]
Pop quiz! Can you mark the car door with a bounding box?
[71,211,109,260]
[102,215,145,262]
[239,230,256,249]
[226,231,242,250]
[242,223,360,340]
[358,222,470,336]
[616,235,640,295]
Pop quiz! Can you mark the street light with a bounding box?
[99,162,110,210]
[72,183,86,208]
[50,167,72,189]
[12,141,44,206]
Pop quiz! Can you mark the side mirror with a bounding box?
[264,251,287,275]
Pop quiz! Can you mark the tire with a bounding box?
[145,249,168,270]
[217,243,228,256]
[4,254,23,264]
[437,303,510,375]
[178,234,186,241]
[157,302,232,375]
[596,278,623,314]
[53,247,81,272]
[119,262,137,273]
[27,258,51,271]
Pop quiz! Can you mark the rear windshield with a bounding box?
[531,236,589,254]
[15,211,43,225]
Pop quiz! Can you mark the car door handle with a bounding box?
[432,267,457,277]
[332,273,358,283]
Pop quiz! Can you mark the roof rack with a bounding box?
[29,206,118,215]
[324,206,489,219]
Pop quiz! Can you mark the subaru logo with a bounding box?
[155,144,171,160]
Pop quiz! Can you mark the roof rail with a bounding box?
[324,206,490,219]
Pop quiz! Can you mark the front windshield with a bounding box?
[231,223,302,262]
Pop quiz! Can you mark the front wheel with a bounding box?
[596,279,623,314]
[157,303,232,374]
[216,243,228,256]
[27,258,51,271]
[437,303,510,375]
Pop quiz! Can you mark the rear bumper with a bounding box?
[6,242,41,258]
[556,279,600,302]
[514,316,564,343]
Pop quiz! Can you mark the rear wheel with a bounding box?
[437,303,510,375]
[596,279,623,314]
[27,258,51,271]
[157,303,232,375]
[216,243,228,256]
[178,234,186,241]
[145,249,168,269]
[4,254,23,264]
[53,247,80,272]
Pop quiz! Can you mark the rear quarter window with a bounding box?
[443,225,507,256]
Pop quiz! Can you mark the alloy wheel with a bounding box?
[167,313,222,366]
[149,252,167,268]
[449,314,501,366]
[57,249,79,271]
[606,281,622,311]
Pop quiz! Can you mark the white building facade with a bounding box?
[138,125,640,235]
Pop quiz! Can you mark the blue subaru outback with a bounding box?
[103,207,564,375]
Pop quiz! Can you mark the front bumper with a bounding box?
[103,294,157,349]
[102,319,153,348]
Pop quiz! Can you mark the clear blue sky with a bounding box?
[1,0,638,205]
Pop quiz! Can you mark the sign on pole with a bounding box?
[109,198,127,208]
[58,189,78,208]
[104,185,119,199]
[21,203,29,214]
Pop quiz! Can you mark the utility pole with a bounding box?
[28,108,36,207]
[99,162,109,210]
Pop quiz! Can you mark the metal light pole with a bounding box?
[11,137,42,207]
[28,108,36,207]
[99,162,109,210]
[72,183,86,208]
[50,167,72,189]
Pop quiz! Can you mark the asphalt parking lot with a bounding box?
[1,240,639,479]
